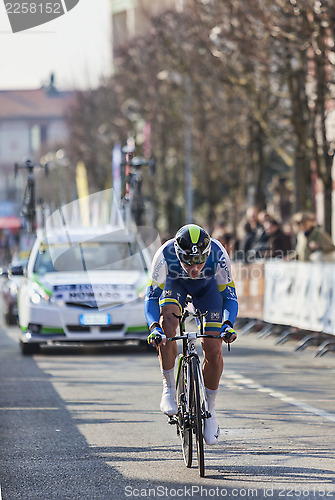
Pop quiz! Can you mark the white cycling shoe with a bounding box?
[160,387,177,416]
[204,411,220,445]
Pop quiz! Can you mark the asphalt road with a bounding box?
[0,322,334,500]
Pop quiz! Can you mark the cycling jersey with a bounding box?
[144,238,238,333]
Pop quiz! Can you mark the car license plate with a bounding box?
[79,313,111,326]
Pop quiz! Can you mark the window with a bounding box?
[33,241,144,274]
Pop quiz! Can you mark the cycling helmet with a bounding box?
[174,224,211,266]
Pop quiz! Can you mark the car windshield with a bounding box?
[33,241,145,274]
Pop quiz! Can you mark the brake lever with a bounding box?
[224,331,233,352]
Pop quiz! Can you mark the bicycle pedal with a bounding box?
[168,416,178,425]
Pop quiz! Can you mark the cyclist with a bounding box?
[145,224,238,445]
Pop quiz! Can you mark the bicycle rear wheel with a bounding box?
[191,356,205,477]
[176,356,192,467]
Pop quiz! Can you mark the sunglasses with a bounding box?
[179,253,207,266]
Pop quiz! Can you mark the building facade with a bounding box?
[0,79,75,215]
[110,0,184,67]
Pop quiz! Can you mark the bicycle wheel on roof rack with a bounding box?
[191,356,205,477]
[176,355,192,467]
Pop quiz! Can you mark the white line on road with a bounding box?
[225,372,335,423]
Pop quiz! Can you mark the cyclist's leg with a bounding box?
[158,303,180,370]
[201,337,223,391]
[158,279,187,370]
[192,280,223,391]
[158,279,187,415]
[193,281,223,444]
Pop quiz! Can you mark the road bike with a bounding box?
[121,144,156,227]
[157,302,231,477]
[15,159,47,234]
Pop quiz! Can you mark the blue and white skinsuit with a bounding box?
[144,238,238,333]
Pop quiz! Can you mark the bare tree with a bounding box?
[65,0,335,236]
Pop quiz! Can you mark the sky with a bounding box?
[0,0,112,90]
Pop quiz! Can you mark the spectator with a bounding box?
[282,221,295,248]
[212,221,237,258]
[291,212,335,262]
[245,206,259,232]
[240,221,256,262]
[251,210,270,258]
[263,218,293,259]
[212,221,227,245]
[240,206,270,260]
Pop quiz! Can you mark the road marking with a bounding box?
[225,372,335,423]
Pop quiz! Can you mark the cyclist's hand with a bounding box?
[220,324,237,344]
[147,327,166,347]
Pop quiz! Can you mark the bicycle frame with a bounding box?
[167,305,221,476]
[156,296,234,476]
[175,331,210,419]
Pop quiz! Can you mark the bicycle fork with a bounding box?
[169,354,187,430]
[170,351,211,431]
[189,355,211,422]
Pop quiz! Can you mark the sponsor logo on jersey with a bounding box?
[218,258,231,282]
[152,257,165,282]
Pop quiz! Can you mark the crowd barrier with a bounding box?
[231,262,264,319]
[231,261,335,337]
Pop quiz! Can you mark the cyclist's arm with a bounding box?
[220,282,238,326]
[144,280,164,327]
[213,239,238,326]
[144,248,167,329]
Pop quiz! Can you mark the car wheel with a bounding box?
[20,341,41,355]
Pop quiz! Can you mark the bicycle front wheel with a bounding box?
[191,356,205,477]
[176,356,192,467]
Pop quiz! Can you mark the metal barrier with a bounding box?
[232,262,264,319]
[232,260,335,356]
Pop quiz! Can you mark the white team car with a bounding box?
[17,226,151,354]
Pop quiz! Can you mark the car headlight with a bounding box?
[30,282,53,305]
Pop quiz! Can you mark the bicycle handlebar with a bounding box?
[166,333,231,351]
[154,332,232,351]
[156,299,233,351]
[166,334,221,342]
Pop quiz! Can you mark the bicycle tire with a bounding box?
[176,356,192,467]
[191,356,205,477]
